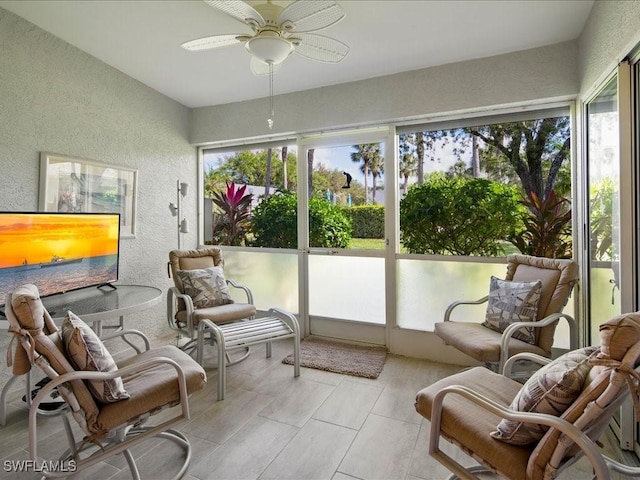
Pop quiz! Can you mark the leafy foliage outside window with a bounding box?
[400,174,523,256]
[398,116,572,256]
[203,114,571,255]
[210,182,253,246]
[589,178,616,261]
[509,190,572,259]
[251,192,352,248]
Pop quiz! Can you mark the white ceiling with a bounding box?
[1,0,594,109]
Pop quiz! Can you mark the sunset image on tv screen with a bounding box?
[0,212,120,306]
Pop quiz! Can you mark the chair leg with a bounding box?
[123,449,141,480]
[42,426,193,480]
[0,374,21,426]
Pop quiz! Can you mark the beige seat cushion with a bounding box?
[11,284,100,432]
[434,321,548,363]
[97,345,206,433]
[177,302,257,325]
[506,255,578,353]
[415,366,531,480]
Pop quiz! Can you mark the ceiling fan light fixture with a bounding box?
[245,35,293,64]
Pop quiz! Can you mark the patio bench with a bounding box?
[196,307,300,400]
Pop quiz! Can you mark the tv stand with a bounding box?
[97,282,117,291]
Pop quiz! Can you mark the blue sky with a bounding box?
[204,137,463,188]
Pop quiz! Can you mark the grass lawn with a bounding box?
[348,238,520,255]
[349,238,386,250]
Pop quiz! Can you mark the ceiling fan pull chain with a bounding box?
[268,61,274,129]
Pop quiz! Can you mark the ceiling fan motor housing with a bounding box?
[244,30,294,64]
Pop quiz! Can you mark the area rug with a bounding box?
[282,337,387,379]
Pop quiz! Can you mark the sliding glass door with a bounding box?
[584,60,637,451]
[585,75,622,342]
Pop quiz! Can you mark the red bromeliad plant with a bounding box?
[211,182,253,246]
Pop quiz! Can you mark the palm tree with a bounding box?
[399,152,417,194]
[369,154,384,203]
[350,143,381,204]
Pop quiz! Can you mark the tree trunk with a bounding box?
[281,146,288,190]
[307,148,314,197]
[364,164,370,204]
[471,134,480,177]
[265,148,272,199]
[416,132,425,184]
[372,173,377,203]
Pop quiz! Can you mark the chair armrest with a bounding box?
[226,279,254,305]
[499,313,578,373]
[428,384,609,480]
[444,295,489,321]
[100,329,151,354]
[503,352,552,378]
[29,355,190,460]
[167,286,196,336]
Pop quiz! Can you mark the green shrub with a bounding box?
[399,174,523,256]
[250,192,352,248]
[341,205,384,238]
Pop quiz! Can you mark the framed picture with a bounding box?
[39,152,138,238]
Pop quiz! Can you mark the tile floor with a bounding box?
[0,338,633,479]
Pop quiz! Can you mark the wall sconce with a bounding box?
[169,180,189,248]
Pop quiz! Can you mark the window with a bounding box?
[395,108,573,331]
[397,114,571,258]
[202,143,297,248]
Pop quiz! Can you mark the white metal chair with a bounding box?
[6,283,207,479]
[167,247,256,364]
[417,312,640,480]
[434,254,579,373]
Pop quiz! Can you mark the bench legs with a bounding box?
[197,309,300,401]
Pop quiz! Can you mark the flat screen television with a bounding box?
[0,212,120,308]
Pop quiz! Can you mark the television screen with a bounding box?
[0,212,120,307]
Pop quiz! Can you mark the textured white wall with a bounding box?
[2,0,639,391]
[190,41,579,144]
[0,8,197,396]
[578,0,640,96]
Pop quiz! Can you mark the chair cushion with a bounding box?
[177,266,234,308]
[97,345,207,432]
[415,367,531,480]
[178,302,257,325]
[598,312,640,361]
[482,276,542,344]
[491,346,598,445]
[61,311,130,403]
[506,255,578,354]
[434,321,548,364]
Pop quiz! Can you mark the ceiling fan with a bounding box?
[181,0,350,75]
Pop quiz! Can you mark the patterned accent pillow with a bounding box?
[491,346,598,445]
[61,311,130,403]
[177,266,234,309]
[482,276,542,344]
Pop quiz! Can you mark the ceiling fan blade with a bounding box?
[292,33,349,63]
[278,0,345,33]
[181,34,247,51]
[203,0,265,29]
[250,57,283,76]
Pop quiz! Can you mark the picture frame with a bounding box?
[39,152,138,238]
